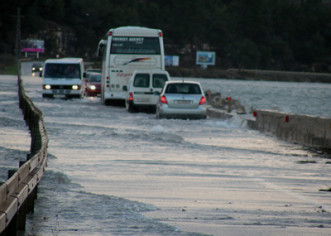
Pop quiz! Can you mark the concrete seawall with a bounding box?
[251,110,331,150]
[207,107,331,150]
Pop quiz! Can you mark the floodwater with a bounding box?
[0,75,31,182]
[1,65,331,235]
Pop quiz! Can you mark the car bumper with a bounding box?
[86,89,101,96]
[42,89,82,98]
[158,105,207,119]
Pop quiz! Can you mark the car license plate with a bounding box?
[53,90,70,95]
[136,98,149,102]
[53,90,64,95]
[176,100,192,104]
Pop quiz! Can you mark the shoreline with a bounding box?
[166,67,331,83]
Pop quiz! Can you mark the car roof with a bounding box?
[86,69,101,72]
[88,72,101,77]
[164,80,201,85]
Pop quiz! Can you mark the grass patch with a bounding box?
[0,54,17,75]
[0,64,18,75]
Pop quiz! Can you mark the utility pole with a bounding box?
[16,8,21,63]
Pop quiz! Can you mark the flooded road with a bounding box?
[4,66,331,235]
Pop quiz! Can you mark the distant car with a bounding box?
[32,63,43,74]
[125,69,170,112]
[85,73,101,96]
[156,81,207,119]
[84,68,101,81]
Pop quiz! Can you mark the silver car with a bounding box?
[156,81,207,119]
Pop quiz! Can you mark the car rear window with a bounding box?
[153,74,168,88]
[165,83,201,94]
[133,73,150,87]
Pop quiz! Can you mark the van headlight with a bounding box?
[44,84,51,90]
[72,85,80,90]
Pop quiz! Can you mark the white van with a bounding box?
[42,58,85,98]
[125,69,170,112]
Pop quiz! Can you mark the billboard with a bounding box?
[21,39,45,53]
[165,55,179,66]
[196,51,215,66]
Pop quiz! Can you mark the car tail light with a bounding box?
[129,92,134,101]
[199,96,206,105]
[160,95,167,104]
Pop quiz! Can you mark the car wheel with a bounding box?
[156,108,163,119]
[126,101,136,113]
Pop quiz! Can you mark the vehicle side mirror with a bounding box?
[39,72,43,77]
[123,86,128,91]
[83,72,87,78]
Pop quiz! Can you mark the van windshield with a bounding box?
[110,37,160,54]
[153,74,168,88]
[44,63,81,79]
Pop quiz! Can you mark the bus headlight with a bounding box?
[43,84,51,90]
[72,85,80,90]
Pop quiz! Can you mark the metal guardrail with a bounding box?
[0,63,48,235]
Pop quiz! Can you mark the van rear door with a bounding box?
[132,73,152,104]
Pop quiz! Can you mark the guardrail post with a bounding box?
[5,214,17,236]
[17,201,27,231]
[26,185,38,214]
[17,161,27,231]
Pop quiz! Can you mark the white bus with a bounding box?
[99,26,165,105]
[42,58,85,98]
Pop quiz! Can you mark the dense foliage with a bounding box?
[1,0,331,71]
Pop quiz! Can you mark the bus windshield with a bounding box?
[44,63,81,79]
[110,37,160,54]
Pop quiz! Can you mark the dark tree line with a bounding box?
[1,0,330,72]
